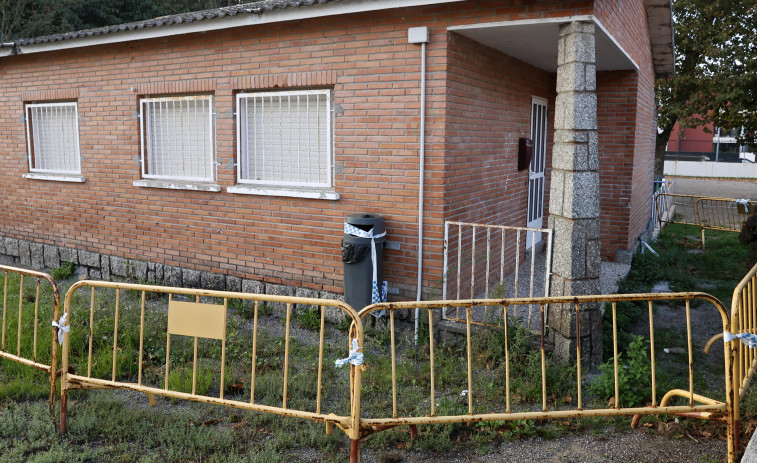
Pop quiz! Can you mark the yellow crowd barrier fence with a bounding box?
[655,193,757,248]
[0,264,60,412]
[15,263,755,462]
[58,280,365,451]
[359,293,739,462]
[728,261,757,452]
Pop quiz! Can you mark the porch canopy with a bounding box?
[448,15,638,74]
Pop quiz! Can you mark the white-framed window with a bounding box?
[139,95,215,183]
[25,102,82,176]
[235,89,332,189]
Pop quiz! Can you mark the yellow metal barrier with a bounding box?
[696,197,757,248]
[0,265,60,412]
[655,193,703,227]
[53,279,754,462]
[730,261,757,453]
[358,293,737,462]
[655,193,756,249]
[58,280,365,456]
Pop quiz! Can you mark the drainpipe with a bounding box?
[408,27,429,343]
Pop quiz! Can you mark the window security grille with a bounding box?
[25,102,81,174]
[236,90,331,188]
[140,96,215,182]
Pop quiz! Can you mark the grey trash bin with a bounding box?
[342,213,386,311]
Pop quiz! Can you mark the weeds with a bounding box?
[588,335,651,407]
[297,307,321,331]
[51,261,76,281]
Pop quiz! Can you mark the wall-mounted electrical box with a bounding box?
[408,26,429,44]
[518,137,533,171]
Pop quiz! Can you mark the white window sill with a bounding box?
[23,173,85,183]
[227,185,339,200]
[133,179,221,192]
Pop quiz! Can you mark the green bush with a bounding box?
[588,335,651,408]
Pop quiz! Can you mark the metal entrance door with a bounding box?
[526,97,548,248]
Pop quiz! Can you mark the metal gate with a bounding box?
[442,221,552,329]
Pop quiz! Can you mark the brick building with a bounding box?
[0,0,673,341]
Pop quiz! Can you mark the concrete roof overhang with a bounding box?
[644,0,675,78]
[448,15,638,74]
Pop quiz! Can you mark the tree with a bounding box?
[655,0,757,178]
[0,0,59,42]
[0,0,244,43]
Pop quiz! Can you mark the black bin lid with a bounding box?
[345,213,385,235]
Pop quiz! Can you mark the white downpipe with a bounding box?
[413,36,428,343]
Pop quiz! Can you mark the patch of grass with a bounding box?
[607,223,746,357]
[168,364,214,395]
[50,261,76,281]
[297,307,321,332]
[0,395,295,463]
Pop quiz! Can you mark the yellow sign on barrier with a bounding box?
[167,300,226,340]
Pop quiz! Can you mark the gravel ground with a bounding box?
[357,429,726,462]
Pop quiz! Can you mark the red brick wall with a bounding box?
[667,121,717,152]
[0,0,655,299]
[444,32,553,228]
[594,0,657,257]
[441,32,554,295]
[597,70,639,257]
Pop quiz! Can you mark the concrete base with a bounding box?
[743,431,757,463]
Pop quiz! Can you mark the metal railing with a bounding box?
[358,293,737,462]
[696,197,757,248]
[49,278,756,462]
[655,194,756,248]
[651,178,676,231]
[59,280,364,447]
[728,261,757,453]
[442,221,552,329]
[0,265,60,412]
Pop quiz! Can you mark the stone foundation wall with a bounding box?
[0,236,347,322]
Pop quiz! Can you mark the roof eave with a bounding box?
[645,0,675,79]
[1,0,464,58]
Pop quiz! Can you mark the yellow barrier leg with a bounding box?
[59,389,68,433]
[350,439,360,463]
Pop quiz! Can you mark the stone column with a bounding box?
[548,22,602,369]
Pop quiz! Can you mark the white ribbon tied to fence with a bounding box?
[724,331,757,348]
[735,199,752,212]
[344,222,387,305]
[335,338,364,368]
[52,313,70,345]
